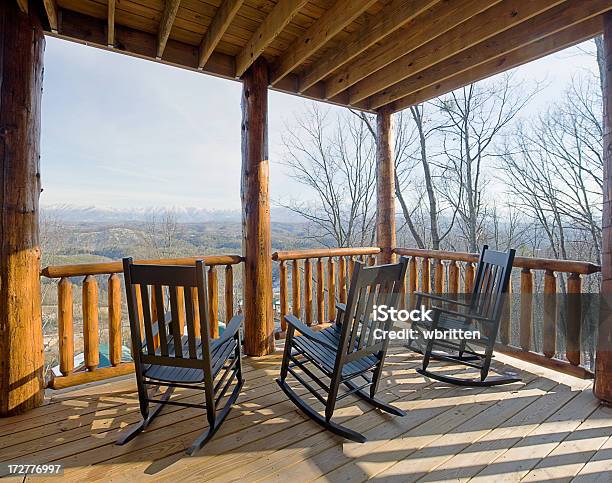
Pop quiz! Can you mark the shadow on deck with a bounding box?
[0,346,610,482]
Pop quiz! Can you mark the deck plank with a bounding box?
[0,346,606,482]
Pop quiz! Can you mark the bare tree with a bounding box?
[139,209,181,258]
[279,105,376,247]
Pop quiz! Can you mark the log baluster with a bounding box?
[58,278,74,376]
[82,275,100,371]
[500,278,512,346]
[543,270,557,358]
[339,256,347,304]
[421,257,430,293]
[225,265,234,322]
[279,261,288,331]
[520,268,534,351]
[448,261,459,295]
[108,273,122,366]
[348,257,355,280]
[566,273,582,366]
[433,259,444,294]
[191,287,201,335]
[208,266,219,338]
[292,260,301,318]
[304,258,313,326]
[368,255,376,266]
[176,286,186,336]
[465,262,475,294]
[328,257,336,322]
[316,258,325,324]
[408,257,417,308]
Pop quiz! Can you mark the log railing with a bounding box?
[271,247,381,338]
[41,255,243,389]
[394,247,601,379]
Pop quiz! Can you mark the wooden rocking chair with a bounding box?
[277,256,409,443]
[117,258,244,455]
[408,245,519,387]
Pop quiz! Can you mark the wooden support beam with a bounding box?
[241,58,274,356]
[15,0,27,14]
[324,0,496,100]
[389,16,603,112]
[42,0,59,33]
[269,0,377,86]
[157,0,182,59]
[235,0,308,78]
[299,0,438,92]
[376,108,396,265]
[0,0,45,416]
[107,0,115,47]
[595,10,612,405]
[351,0,564,106]
[199,0,243,70]
[367,0,612,109]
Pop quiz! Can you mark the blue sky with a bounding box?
[40,36,599,211]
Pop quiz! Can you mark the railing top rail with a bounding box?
[272,247,381,261]
[41,255,244,279]
[393,247,600,275]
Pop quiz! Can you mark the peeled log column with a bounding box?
[83,276,100,371]
[241,58,274,355]
[0,1,45,415]
[376,108,396,264]
[596,11,612,405]
[58,278,74,376]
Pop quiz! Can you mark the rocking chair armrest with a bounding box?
[336,303,347,313]
[414,292,471,307]
[284,314,337,351]
[214,314,243,347]
[431,305,493,323]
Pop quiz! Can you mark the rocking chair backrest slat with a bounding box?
[339,257,409,359]
[123,258,212,370]
[469,246,515,322]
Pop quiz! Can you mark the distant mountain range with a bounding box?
[41,205,304,223]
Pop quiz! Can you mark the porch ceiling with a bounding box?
[23,0,612,112]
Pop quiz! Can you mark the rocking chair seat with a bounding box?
[292,325,378,379]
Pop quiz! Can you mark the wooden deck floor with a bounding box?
[1,346,611,482]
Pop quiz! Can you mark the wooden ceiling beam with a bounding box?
[324,0,498,100]
[157,0,182,59]
[198,0,244,70]
[298,0,439,93]
[15,0,27,13]
[269,0,378,86]
[366,0,612,109]
[235,0,308,78]
[107,0,115,47]
[388,16,603,112]
[350,0,565,105]
[42,0,59,33]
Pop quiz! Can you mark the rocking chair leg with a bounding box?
[416,368,521,387]
[186,376,244,455]
[116,385,174,446]
[276,378,367,443]
[343,379,406,417]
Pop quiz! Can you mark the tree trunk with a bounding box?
[241,58,274,356]
[595,11,612,405]
[0,0,45,416]
[376,108,396,264]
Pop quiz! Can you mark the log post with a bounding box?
[520,268,533,352]
[208,267,219,338]
[596,11,612,404]
[241,57,274,355]
[58,278,74,376]
[83,276,100,372]
[327,257,336,322]
[224,265,234,322]
[279,261,288,331]
[376,107,396,264]
[304,258,313,326]
[543,270,556,359]
[316,258,325,324]
[108,273,122,366]
[0,0,45,416]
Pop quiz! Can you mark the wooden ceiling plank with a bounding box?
[269,0,378,86]
[198,0,244,69]
[15,0,27,13]
[235,0,308,78]
[43,0,59,33]
[108,0,116,47]
[389,16,603,112]
[349,0,565,105]
[367,0,612,109]
[157,0,182,59]
[324,0,498,100]
[298,0,439,92]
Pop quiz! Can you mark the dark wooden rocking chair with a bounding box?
[408,245,519,387]
[277,256,409,443]
[117,258,244,455]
